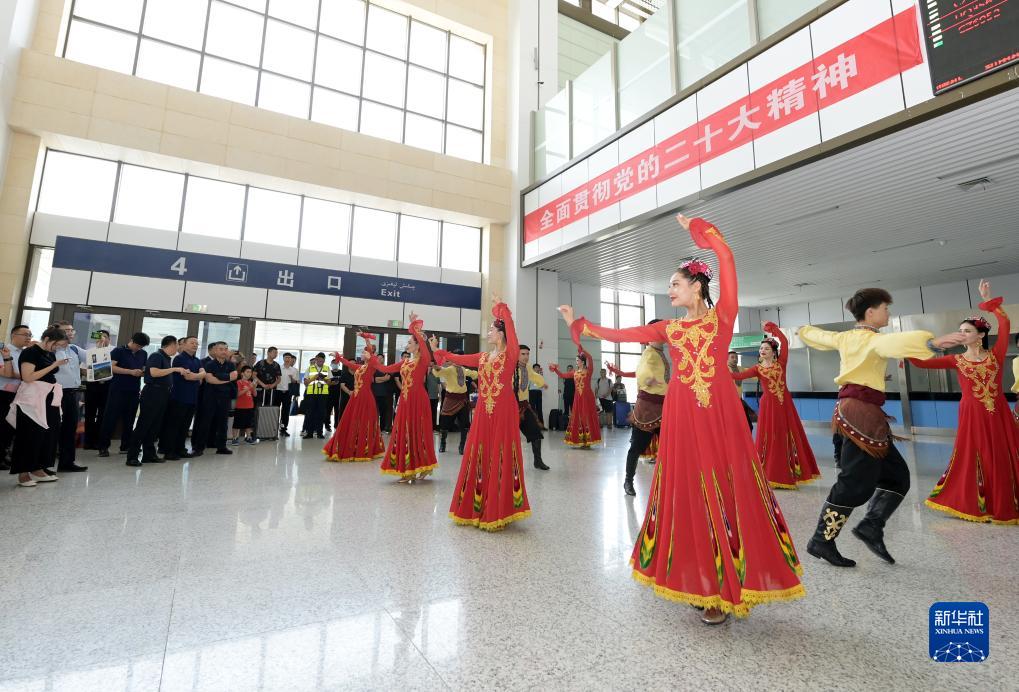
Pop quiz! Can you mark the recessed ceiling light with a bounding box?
[600,265,632,276]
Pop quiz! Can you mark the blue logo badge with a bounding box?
[929,602,988,662]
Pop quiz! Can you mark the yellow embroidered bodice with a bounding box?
[665,309,719,408]
[758,361,785,404]
[352,363,367,395]
[477,350,507,414]
[956,354,999,413]
[575,368,588,395]
[399,358,417,399]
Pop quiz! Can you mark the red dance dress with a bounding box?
[377,321,439,479]
[908,298,1019,524]
[323,355,385,462]
[570,218,804,617]
[607,362,658,461]
[731,323,821,489]
[435,302,530,530]
[550,350,601,448]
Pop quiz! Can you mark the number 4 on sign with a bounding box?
[170,257,188,276]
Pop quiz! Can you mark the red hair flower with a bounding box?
[681,259,713,280]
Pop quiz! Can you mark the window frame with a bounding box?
[599,289,646,403]
[61,0,487,163]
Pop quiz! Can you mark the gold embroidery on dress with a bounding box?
[352,363,366,395]
[575,369,587,396]
[478,351,506,414]
[759,362,785,404]
[955,354,998,413]
[399,359,416,399]
[665,309,719,408]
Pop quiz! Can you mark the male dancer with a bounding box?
[799,288,964,567]
[608,319,668,497]
[432,351,476,455]
[517,345,550,470]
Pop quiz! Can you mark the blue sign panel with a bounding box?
[929,601,989,662]
[52,236,481,310]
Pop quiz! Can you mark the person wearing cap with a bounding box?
[302,352,331,439]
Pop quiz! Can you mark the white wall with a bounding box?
[0,0,40,191]
[558,14,618,90]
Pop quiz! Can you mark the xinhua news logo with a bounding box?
[929,602,989,662]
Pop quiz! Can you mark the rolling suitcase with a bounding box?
[614,401,632,428]
[256,390,281,440]
[548,409,561,431]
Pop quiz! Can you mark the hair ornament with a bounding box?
[761,337,780,353]
[964,316,991,332]
[681,259,713,280]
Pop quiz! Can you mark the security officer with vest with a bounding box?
[302,352,330,439]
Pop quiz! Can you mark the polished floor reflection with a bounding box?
[0,428,1016,691]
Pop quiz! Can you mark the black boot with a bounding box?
[852,489,904,564]
[623,478,636,496]
[806,502,856,567]
[439,433,447,453]
[531,439,549,470]
[458,433,467,455]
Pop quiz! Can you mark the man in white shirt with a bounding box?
[595,368,613,426]
[277,352,300,437]
[52,320,88,472]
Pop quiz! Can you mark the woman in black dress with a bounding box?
[9,326,68,487]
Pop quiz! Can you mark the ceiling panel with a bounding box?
[533,87,1019,307]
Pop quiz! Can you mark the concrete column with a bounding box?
[0,130,42,330]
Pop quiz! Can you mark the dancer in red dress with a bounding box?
[433,299,531,530]
[549,348,601,448]
[323,335,385,462]
[731,322,821,489]
[377,316,438,482]
[559,215,804,624]
[908,280,1019,524]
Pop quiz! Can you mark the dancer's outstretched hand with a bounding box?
[762,321,779,334]
[428,334,439,350]
[932,332,967,349]
[408,311,418,324]
[558,305,575,326]
[678,213,711,249]
[978,279,991,301]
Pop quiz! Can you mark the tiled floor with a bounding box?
[1,426,1016,691]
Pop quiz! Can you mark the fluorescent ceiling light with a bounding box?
[600,265,632,276]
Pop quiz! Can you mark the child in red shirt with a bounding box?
[231,366,258,445]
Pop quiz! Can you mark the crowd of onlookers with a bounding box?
[1,318,631,487]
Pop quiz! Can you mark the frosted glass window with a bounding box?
[536,88,569,174]
[230,0,266,11]
[315,37,363,94]
[262,19,315,81]
[351,207,397,260]
[444,125,482,162]
[441,223,480,271]
[268,0,319,29]
[258,73,311,118]
[359,102,404,143]
[311,88,359,130]
[757,0,822,38]
[593,0,616,23]
[406,66,445,118]
[74,0,143,32]
[200,57,258,105]
[182,177,245,239]
[362,52,406,107]
[142,0,207,49]
[301,198,351,251]
[244,188,301,247]
[319,0,365,45]
[404,114,443,153]
[398,216,439,265]
[136,40,200,91]
[572,52,615,153]
[114,165,185,231]
[618,12,641,31]
[37,152,117,222]
[617,8,672,126]
[448,36,484,85]
[64,20,136,74]
[447,79,483,130]
[205,1,264,66]
[677,0,752,89]
[409,21,447,72]
[366,5,407,58]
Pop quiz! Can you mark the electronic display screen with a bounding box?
[921,0,1019,94]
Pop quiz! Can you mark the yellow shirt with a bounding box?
[432,363,478,394]
[517,364,545,402]
[636,346,668,396]
[798,325,934,392]
[1012,357,1019,394]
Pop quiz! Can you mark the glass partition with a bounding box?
[533,86,571,179]
[756,0,824,39]
[571,52,616,155]
[617,6,673,127]
[676,0,753,89]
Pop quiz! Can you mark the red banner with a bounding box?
[524,5,922,244]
